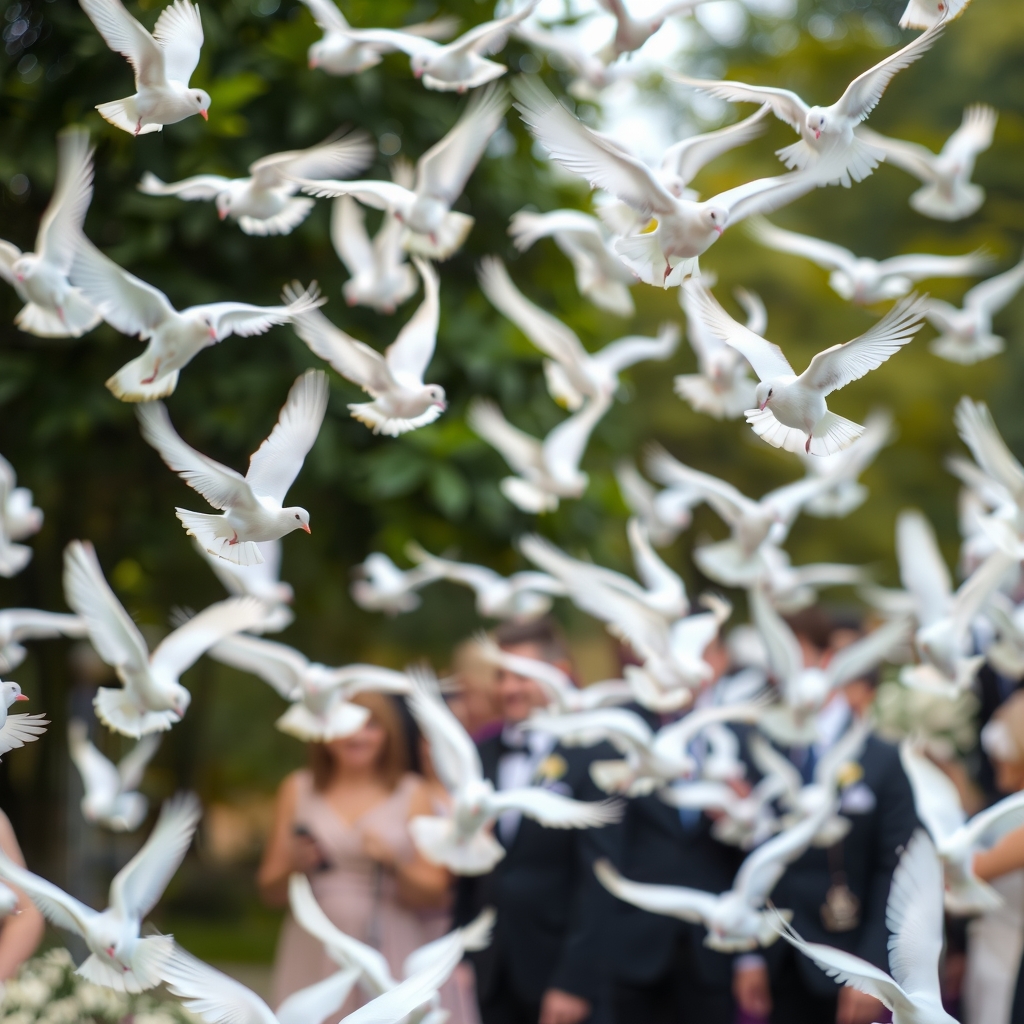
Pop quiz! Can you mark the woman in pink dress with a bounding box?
[259,692,464,1019]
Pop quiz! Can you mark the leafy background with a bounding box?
[0,0,1022,962]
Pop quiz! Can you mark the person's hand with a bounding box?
[362,829,398,869]
[733,962,772,1019]
[836,988,884,1024]
[538,988,591,1024]
[290,832,326,873]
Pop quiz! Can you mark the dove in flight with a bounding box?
[508,208,637,317]
[0,608,87,673]
[196,538,294,633]
[614,460,700,548]
[468,394,612,514]
[138,130,373,236]
[70,236,323,402]
[859,105,997,220]
[298,84,507,260]
[675,278,764,420]
[690,282,926,455]
[68,720,160,832]
[596,798,832,952]
[354,3,536,92]
[64,540,273,736]
[900,0,972,30]
[79,0,210,134]
[513,77,817,287]
[136,371,328,565]
[405,668,621,875]
[405,544,566,620]
[286,260,446,437]
[298,0,457,76]
[0,681,48,762]
[350,551,443,616]
[773,830,960,1024]
[0,793,199,991]
[923,254,1024,365]
[0,127,100,339]
[670,21,945,188]
[288,872,494,1020]
[900,740,1024,914]
[479,256,679,410]
[596,0,704,58]
[331,160,419,314]
[206,632,411,741]
[748,217,990,305]
[0,453,44,579]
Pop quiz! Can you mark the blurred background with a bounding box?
[0,0,1022,983]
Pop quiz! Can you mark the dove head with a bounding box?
[806,107,827,139]
[424,384,447,410]
[407,196,448,238]
[410,53,429,78]
[308,41,325,69]
[11,252,38,284]
[702,206,728,237]
[215,191,233,221]
[284,507,312,535]
[168,682,191,718]
[0,681,28,708]
[191,89,211,121]
[755,381,774,411]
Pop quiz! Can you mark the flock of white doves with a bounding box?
[0,0,1022,1018]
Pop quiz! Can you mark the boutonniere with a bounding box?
[534,753,568,784]
[835,761,864,790]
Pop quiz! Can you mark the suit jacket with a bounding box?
[456,734,623,1009]
[607,793,742,988]
[755,733,920,996]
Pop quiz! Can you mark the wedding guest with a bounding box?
[0,810,43,979]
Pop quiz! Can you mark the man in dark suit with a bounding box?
[456,618,622,1024]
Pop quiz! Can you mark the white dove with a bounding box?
[404,544,566,619]
[893,509,1014,697]
[331,160,419,313]
[859,105,997,220]
[137,130,373,236]
[478,255,679,410]
[773,830,960,1024]
[467,394,612,514]
[614,460,699,548]
[79,0,210,134]
[298,84,507,259]
[0,792,199,992]
[899,0,972,30]
[0,127,100,338]
[288,872,494,1021]
[285,260,446,437]
[0,452,43,574]
[476,633,631,713]
[299,0,457,75]
[691,282,926,455]
[750,586,911,744]
[748,218,990,305]
[670,21,945,188]
[355,4,537,92]
[64,540,272,737]
[513,77,817,287]
[0,608,87,673]
[0,681,48,761]
[595,799,831,952]
[207,632,411,741]
[68,721,160,832]
[675,278,763,420]
[197,539,294,633]
[350,552,442,615]
[70,236,323,402]
[136,370,328,565]
[405,668,621,875]
[596,0,703,57]
[923,255,1024,365]
[900,740,1024,914]
[508,208,637,317]
[531,702,766,798]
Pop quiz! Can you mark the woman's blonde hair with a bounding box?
[308,692,409,792]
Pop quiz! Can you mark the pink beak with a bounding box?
[414,68,423,78]
[435,399,447,410]
[15,274,24,283]
[13,694,28,702]
[208,326,218,339]
[218,208,228,220]
[309,57,318,68]
[200,109,208,121]
[301,523,311,534]
[814,129,821,139]
[759,399,769,411]
[714,225,723,235]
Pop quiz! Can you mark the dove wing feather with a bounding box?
[385,258,438,383]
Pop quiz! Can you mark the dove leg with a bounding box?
[139,359,162,385]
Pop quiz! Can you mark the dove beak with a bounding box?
[200,109,209,121]
[759,399,768,411]
[15,274,24,283]
[218,208,228,220]
[814,129,821,139]
[301,523,311,534]
[13,694,28,702]
[714,225,724,236]
[414,68,423,78]
[309,57,318,68]
[435,399,447,410]
[208,326,218,339]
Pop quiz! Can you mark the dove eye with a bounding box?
[294,514,300,520]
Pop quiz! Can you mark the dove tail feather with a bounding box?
[909,182,985,221]
[93,688,178,739]
[0,542,33,578]
[499,477,559,514]
[106,355,180,402]
[77,935,173,993]
[409,815,506,875]
[348,402,443,437]
[928,332,1003,365]
[95,99,163,136]
[614,232,696,288]
[174,510,264,566]
[15,296,100,338]
[808,413,864,456]
[237,199,315,237]
[744,408,809,454]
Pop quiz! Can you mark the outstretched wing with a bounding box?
[660,106,770,188]
[385,258,438,384]
[37,127,94,274]
[297,0,348,33]
[964,256,1024,317]
[78,0,165,87]
[954,396,1024,505]
[207,633,308,700]
[138,172,230,201]
[467,399,540,474]
[489,787,622,828]
[161,945,279,1024]
[196,285,324,342]
[667,71,808,133]
[895,509,952,625]
[152,0,204,85]
[0,846,95,936]
[117,733,162,792]
[594,858,718,923]
[747,217,856,275]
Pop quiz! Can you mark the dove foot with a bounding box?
[134,120,142,136]
[140,360,161,385]
[805,435,812,454]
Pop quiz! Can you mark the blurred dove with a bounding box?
[0,127,100,338]
[479,255,679,410]
[670,22,945,188]
[666,773,784,849]
[64,540,272,736]
[0,681,48,761]
[71,236,323,401]
[859,106,997,219]
[0,453,43,578]
[899,0,972,30]
[138,130,373,236]
[614,460,699,548]
[79,0,210,133]
[0,792,199,991]
[596,0,703,57]
[136,371,328,565]
[298,84,507,259]
[196,538,294,633]
[0,608,87,672]
[350,552,442,615]
[68,720,160,832]
[286,260,445,436]
[749,217,990,305]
